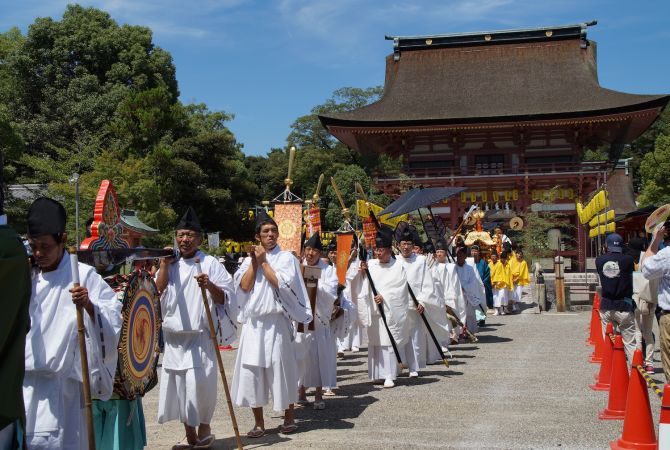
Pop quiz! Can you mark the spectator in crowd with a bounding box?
[596,233,636,362]
[641,225,670,382]
[629,239,657,374]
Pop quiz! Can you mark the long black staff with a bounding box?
[406,284,449,368]
[194,259,243,450]
[358,245,403,366]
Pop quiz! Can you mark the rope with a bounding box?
[636,365,664,400]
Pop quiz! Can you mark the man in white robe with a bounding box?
[432,240,459,342]
[353,227,410,388]
[156,207,234,449]
[396,230,448,374]
[23,197,122,450]
[232,211,312,437]
[296,233,338,410]
[453,246,486,335]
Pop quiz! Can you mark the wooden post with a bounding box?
[555,254,566,312]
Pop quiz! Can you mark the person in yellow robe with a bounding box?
[490,250,513,315]
[509,249,530,312]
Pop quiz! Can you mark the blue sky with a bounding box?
[1,0,669,156]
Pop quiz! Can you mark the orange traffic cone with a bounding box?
[659,384,670,449]
[587,293,601,346]
[590,323,614,391]
[599,335,629,420]
[589,321,605,364]
[610,349,657,449]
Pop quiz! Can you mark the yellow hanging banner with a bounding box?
[588,209,616,228]
[356,200,408,228]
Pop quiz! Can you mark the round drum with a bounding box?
[114,270,162,400]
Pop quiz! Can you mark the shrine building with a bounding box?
[319,22,669,271]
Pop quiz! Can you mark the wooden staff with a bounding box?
[194,259,243,450]
[69,249,96,450]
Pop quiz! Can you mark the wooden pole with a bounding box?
[554,234,566,312]
[194,259,243,450]
[70,250,96,450]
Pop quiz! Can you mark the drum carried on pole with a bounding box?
[110,270,162,400]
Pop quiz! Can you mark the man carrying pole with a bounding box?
[353,226,411,388]
[396,228,449,373]
[23,197,122,449]
[155,207,235,449]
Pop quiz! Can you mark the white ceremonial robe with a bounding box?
[353,258,410,381]
[441,263,467,335]
[231,245,312,412]
[455,262,486,333]
[338,259,367,351]
[397,254,448,368]
[157,250,234,427]
[24,252,122,450]
[296,260,339,389]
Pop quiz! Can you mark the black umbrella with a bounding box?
[379,189,421,216]
[388,187,466,218]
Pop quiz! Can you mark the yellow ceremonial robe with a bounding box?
[491,260,512,290]
[510,258,529,286]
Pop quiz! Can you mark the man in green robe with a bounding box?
[0,203,32,449]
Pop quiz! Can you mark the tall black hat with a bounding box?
[375,225,394,248]
[27,197,67,237]
[411,230,422,247]
[398,228,413,243]
[176,206,202,232]
[304,232,324,251]
[255,210,277,232]
[435,239,448,251]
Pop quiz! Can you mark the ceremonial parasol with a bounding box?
[387,187,466,218]
[379,189,421,216]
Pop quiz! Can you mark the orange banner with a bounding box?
[274,203,303,255]
[305,205,321,238]
[336,233,354,285]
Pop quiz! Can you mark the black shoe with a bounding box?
[477,319,486,327]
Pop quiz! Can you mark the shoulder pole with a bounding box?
[194,259,243,450]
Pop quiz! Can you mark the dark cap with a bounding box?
[605,233,623,253]
[255,210,277,233]
[176,207,202,232]
[304,232,323,251]
[375,226,394,248]
[27,197,66,237]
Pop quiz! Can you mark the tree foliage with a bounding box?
[1,5,255,243]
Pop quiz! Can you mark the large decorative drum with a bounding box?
[114,269,162,400]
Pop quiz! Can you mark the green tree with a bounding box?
[638,134,670,206]
[4,4,178,182]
